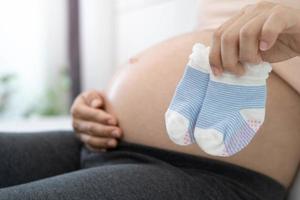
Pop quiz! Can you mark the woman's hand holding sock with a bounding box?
[165,43,272,156]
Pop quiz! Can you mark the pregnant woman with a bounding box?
[0,1,299,200]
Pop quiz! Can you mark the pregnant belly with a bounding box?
[104,32,214,156]
[104,32,300,186]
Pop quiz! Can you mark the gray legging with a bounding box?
[0,131,285,200]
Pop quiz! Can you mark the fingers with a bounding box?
[72,103,117,125]
[239,15,266,63]
[78,133,118,149]
[73,119,122,138]
[210,11,244,76]
[221,18,248,75]
[210,6,258,75]
[71,90,122,150]
[71,90,117,125]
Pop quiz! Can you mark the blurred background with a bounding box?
[0,0,198,131]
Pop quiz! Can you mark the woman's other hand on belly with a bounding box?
[71,90,123,151]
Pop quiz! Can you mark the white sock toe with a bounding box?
[194,128,228,156]
[165,110,191,145]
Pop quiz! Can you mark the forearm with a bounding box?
[272,57,300,95]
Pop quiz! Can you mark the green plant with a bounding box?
[0,74,16,113]
[24,67,71,117]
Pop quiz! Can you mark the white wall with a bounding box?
[115,0,199,65]
[79,0,199,90]
[79,0,116,91]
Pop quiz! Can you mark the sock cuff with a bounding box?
[188,43,210,73]
[243,62,272,79]
[187,42,272,86]
[211,62,272,86]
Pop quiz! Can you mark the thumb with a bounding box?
[260,7,297,51]
[91,98,103,108]
[259,17,283,51]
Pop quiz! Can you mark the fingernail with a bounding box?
[107,139,116,147]
[91,99,101,108]
[112,130,120,137]
[81,134,91,142]
[107,119,116,125]
[259,41,269,51]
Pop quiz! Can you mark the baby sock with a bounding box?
[165,43,210,145]
[194,62,272,156]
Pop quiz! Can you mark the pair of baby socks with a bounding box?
[165,43,272,157]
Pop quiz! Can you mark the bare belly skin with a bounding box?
[104,31,300,187]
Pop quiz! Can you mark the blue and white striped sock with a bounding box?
[194,62,272,156]
[165,43,210,145]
